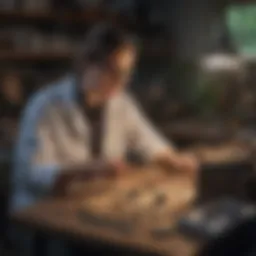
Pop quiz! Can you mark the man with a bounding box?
[11,24,198,212]
[10,24,198,255]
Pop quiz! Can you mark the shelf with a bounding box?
[0,9,135,27]
[0,46,172,62]
[0,51,73,62]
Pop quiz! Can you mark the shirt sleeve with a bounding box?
[13,93,61,195]
[124,94,174,160]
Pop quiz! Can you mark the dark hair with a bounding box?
[76,24,137,72]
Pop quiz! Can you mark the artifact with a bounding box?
[79,168,196,234]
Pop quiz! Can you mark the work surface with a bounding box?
[11,142,253,256]
[12,199,201,256]
[12,169,202,256]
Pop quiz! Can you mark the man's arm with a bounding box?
[13,92,62,195]
[125,95,174,160]
[124,94,198,173]
[13,92,122,197]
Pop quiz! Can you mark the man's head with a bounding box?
[77,24,137,105]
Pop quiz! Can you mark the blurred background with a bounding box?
[1,0,256,251]
[1,1,256,140]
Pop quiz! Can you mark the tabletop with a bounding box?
[11,169,202,256]
[11,198,201,256]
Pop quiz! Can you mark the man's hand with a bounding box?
[154,150,199,176]
[171,153,199,175]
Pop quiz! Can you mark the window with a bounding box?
[227,4,256,55]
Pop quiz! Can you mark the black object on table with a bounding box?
[178,198,256,240]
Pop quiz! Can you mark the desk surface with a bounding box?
[11,168,201,256]
[12,198,201,256]
[10,140,254,256]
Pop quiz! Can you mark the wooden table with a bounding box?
[11,168,202,256]
[11,198,202,256]
[10,141,255,256]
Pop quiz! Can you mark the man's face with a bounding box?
[82,45,136,103]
